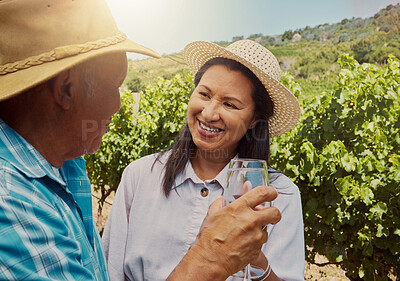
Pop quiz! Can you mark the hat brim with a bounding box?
[0,39,160,101]
[184,41,300,137]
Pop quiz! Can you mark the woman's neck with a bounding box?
[190,149,236,181]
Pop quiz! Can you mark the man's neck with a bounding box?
[1,101,72,168]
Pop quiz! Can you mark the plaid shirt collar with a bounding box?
[0,119,108,280]
[0,119,97,245]
[0,119,66,187]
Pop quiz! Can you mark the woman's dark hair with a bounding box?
[157,57,274,197]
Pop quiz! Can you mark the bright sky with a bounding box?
[105,0,400,60]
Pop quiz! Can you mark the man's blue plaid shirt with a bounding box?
[0,119,109,280]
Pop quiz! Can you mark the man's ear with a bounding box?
[52,69,74,110]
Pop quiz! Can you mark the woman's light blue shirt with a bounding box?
[103,152,305,281]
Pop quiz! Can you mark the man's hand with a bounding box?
[167,185,280,281]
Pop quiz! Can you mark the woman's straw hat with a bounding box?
[183,40,300,137]
[0,0,160,101]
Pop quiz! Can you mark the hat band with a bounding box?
[0,32,127,75]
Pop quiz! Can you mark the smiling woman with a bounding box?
[102,40,305,281]
[188,64,256,160]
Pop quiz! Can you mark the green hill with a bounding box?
[125,3,400,98]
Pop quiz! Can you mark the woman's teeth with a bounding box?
[199,121,222,133]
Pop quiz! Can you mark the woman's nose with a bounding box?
[202,102,220,122]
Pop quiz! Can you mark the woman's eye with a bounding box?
[224,102,238,109]
[199,92,210,98]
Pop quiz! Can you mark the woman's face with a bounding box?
[187,64,256,157]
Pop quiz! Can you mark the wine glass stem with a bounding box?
[244,264,251,281]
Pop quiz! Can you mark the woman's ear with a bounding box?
[249,117,259,129]
[52,69,74,110]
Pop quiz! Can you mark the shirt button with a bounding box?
[200,187,209,197]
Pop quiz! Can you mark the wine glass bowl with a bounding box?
[224,159,269,206]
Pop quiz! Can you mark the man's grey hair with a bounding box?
[74,59,98,97]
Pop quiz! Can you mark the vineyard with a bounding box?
[85,4,400,280]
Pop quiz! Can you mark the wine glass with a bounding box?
[224,158,270,280]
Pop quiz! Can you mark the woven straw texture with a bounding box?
[184,40,300,137]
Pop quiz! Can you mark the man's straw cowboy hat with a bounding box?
[0,0,160,101]
[184,40,300,137]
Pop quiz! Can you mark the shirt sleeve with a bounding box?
[264,173,305,281]
[102,163,136,281]
[0,194,95,281]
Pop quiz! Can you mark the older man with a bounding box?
[0,0,280,280]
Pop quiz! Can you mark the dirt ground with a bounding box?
[304,254,349,280]
[92,190,350,280]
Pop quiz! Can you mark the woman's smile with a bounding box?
[197,119,224,137]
